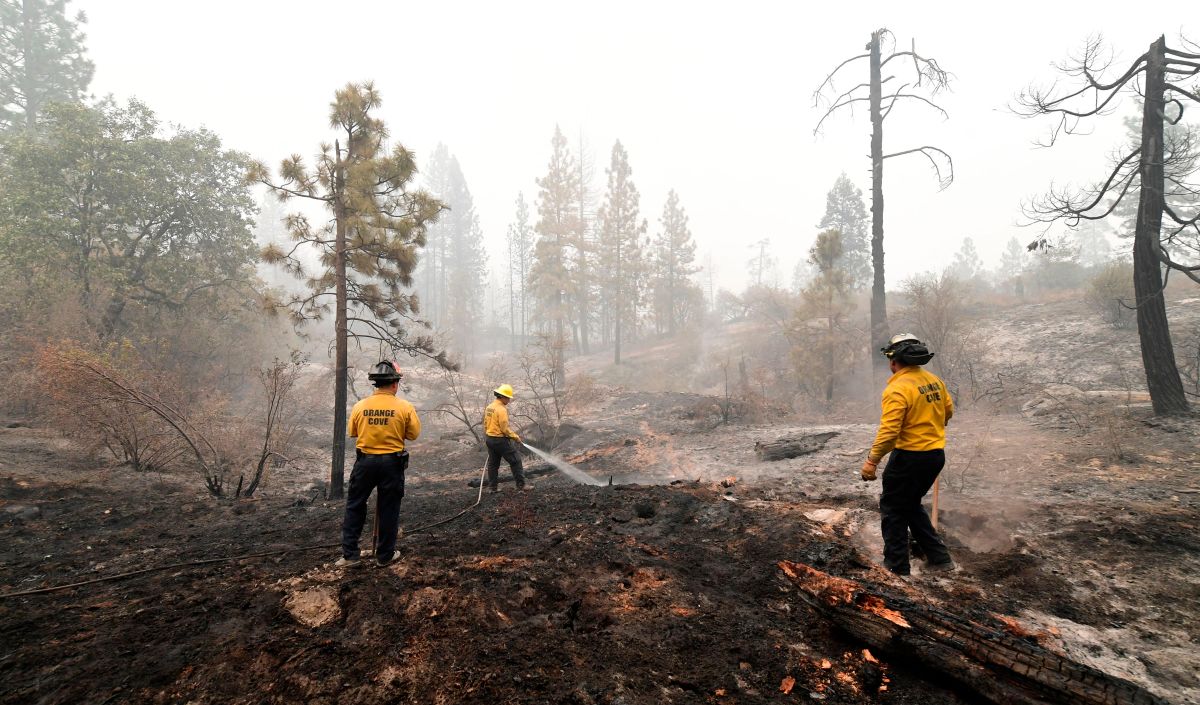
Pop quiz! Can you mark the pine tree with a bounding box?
[248,82,447,498]
[949,237,982,281]
[746,238,775,288]
[817,173,871,287]
[998,236,1029,283]
[416,145,485,359]
[0,0,93,130]
[530,126,580,378]
[597,140,647,364]
[800,229,855,402]
[792,257,815,294]
[506,192,535,350]
[650,189,698,335]
[573,131,597,354]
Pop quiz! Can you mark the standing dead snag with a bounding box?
[1017,35,1199,415]
[814,29,954,381]
[778,561,1168,705]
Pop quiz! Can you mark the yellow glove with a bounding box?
[861,459,879,482]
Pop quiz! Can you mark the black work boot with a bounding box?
[924,560,956,574]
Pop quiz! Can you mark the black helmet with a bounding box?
[880,333,935,366]
[367,360,402,384]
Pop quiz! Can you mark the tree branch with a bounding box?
[812,53,872,105]
[881,145,955,190]
[881,91,949,120]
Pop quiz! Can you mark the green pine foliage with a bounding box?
[817,173,870,288]
[597,140,647,364]
[247,82,448,365]
[0,0,94,130]
[649,189,700,335]
[529,126,581,358]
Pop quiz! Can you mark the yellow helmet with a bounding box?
[493,384,515,399]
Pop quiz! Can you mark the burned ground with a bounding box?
[2,300,1199,704]
[2,397,1198,704]
[2,434,966,705]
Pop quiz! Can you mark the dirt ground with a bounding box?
[2,376,1198,705]
[2,293,1198,705]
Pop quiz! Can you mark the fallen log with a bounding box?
[755,432,838,461]
[778,561,1167,705]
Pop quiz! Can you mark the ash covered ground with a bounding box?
[2,299,1199,704]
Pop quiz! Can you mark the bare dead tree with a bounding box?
[243,353,306,497]
[1016,34,1199,415]
[434,367,485,444]
[814,28,955,380]
[516,335,567,440]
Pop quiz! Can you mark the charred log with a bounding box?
[778,561,1167,705]
[754,432,838,461]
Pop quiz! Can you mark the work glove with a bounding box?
[861,459,879,482]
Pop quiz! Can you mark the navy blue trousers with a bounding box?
[341,451,407,560]
[880,448,951,574]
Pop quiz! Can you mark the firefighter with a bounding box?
[483,384,529,492]
[337,360,421,567]
[861,334,955,576]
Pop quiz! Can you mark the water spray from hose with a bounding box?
[523,444,603,486]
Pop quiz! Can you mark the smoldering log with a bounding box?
[777,561,1167,705]
[754,432,838,461]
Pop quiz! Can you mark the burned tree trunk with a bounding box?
[868,30,889,383]
[754,432,838,461]
[778,561,1167,705]
[1134,37,1190,415]
[814,30,953,383]
[1016,35,1199,417]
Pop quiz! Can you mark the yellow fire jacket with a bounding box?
[483,399,520,440]
[868,366,954,462]
[348,389,421,454]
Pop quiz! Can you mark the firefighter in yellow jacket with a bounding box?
[338,361,421,567]
[862,334,955,576]
[483,384,529,492]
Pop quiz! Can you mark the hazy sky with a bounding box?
[76,0,1192,291]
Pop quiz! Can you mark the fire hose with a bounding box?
[0,466,488,600]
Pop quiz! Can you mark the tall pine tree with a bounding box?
[505,192,535,350]
[249,82,447,498]
[571,131,597,355]
[414,144,486,359]
[597,140,647,364]
[0,0,93,130]
[817,173,870,288]
[530,126,580,377]
[650,189,698,335]
[801,229,854,402]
